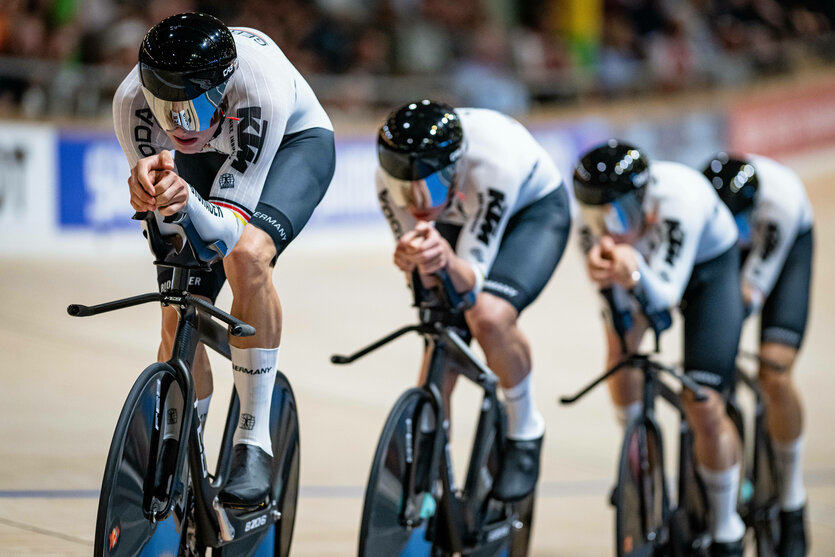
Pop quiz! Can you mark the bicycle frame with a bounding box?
[420,323,508,553]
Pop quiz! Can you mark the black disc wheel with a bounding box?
[216,371,300,557]
[615,419,668,557]
[94,363,187,557]
[752,419,781,557]
[359,388,438,557]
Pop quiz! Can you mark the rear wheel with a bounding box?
[215,371,300,557]
[615,419,668,557]
[359,388,438,557]
[468,409,536,557]
[94,363,188,557]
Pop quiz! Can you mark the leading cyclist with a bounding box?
[113,13,335,509]
[573,140,746,556]
[376,100,572,502]
[703,152,813,557]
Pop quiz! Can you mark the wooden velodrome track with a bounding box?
[1,148,834,556]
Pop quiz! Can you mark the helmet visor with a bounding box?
[141,80,229,132]
[578,191,644,237]
[381,163,457,211]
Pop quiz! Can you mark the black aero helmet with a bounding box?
[701,153,758,215]
[378,100,464,181]
[573,139,650,206]
[138,12,237,132]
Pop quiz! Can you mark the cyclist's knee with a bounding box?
[758,342,798,398]
[224,226,276,292]
[465,294,517,346]
[682,387,726,438]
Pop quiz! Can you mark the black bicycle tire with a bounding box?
[359,387,436,557]
[615,418,667,557]
[272,371,300,557]
[94,362,184,557]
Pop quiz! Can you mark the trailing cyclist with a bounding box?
[112,12,335,509]
[375,100,572,502]
[573,140,746,556]
[703,152,813,557]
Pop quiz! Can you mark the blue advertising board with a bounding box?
[58,131,136,230]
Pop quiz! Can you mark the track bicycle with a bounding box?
[332,270,535,557]
[561,350,713,557]
[68,212,300,556]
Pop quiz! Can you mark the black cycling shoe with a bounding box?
[152,438,179,503]
[218,444,272,510]
[492,436,543,503]
[710,538,743,557]
[778,506,808,557]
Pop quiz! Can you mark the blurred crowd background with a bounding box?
[1,0,834,119]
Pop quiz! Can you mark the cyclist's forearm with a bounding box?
[634,255,676,313]
[185,185,246,256]
[447,255,478,294]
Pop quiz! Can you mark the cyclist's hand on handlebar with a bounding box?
[587,238,615,286]
[394,229,420,272]
[128,151,176,212]
[588,236,640,289]
[152,170,190,216]
[400,221,454,275]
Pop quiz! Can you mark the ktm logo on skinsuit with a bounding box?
[663,219,684,266]
[232,107,269,173]
[756,221,780,260]
[477,189,506,245]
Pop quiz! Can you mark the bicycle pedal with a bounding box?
[221,497,270,513]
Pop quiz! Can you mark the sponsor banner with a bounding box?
[58,131,137,231]
[0,122,57,251]
[307,136,382,227]
[729,81,835,156]
[616,110,726,167]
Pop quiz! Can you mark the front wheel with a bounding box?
[359,388,438,557]
[94,362,187,557]
[615,418,668,557]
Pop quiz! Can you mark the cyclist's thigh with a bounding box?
[484,186,572,314]
[249,127,336,260]
[760,228,813,350]
[680,245,743,392]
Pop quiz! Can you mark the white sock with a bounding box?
[501,373,545,441]
[231,346,278,456]
[614,401,643,430]
[162,385,184,441]
[698,463,746,543]
[774,435,806,511]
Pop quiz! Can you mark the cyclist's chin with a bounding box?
[167,127,216,153]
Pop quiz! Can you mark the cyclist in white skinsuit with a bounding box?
[113,12,334,509]
[377,100,572,502]
[703,153,814,557]
[574,140,746,557]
